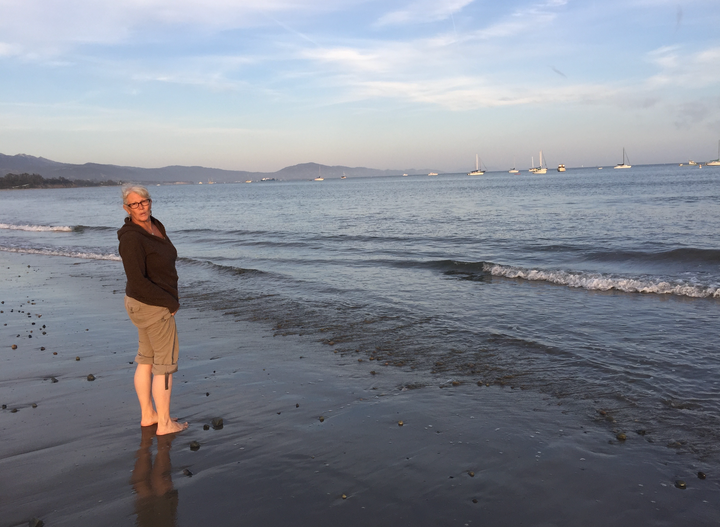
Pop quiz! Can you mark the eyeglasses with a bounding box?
[126,198,152,209]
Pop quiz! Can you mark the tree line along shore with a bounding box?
[0,173,121,189]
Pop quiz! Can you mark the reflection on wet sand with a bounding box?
[131,426,178,527]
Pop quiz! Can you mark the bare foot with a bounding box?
[140,411,158,427]
[156,419,189,436]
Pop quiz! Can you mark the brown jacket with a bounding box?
[118,216,179,313]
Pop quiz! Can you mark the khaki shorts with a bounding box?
[125,296,179,376]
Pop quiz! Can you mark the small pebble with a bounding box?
[468,471,475,477]
[40,347,45,351]
[212,417,224,430]
[698,472,706,479]
[296,403,299,408]
[472,498,478,504]
[1,404,6,409]
[190,441,201,451]
[11,344,17,350]
[183,469,193,477]
[616,433,626,441]
[319,416,325,422]
[675,480,687,489]
[76,357,80,361]
[53,352,57,355]
[87,374,95,381]
[206,392,210,396]
[203,424,210,430]
[28,518,44,527]
[11,408,18,413]
[452,381,460,386]
[370,370,376,375]
[51,377,58,383]
[398,420,404,426]
[32,403,37,408]
[341,494,347,499]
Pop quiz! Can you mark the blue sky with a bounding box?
[1,0,719,172]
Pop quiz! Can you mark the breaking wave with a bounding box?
[0,246,121,261]
[0,223,73,232]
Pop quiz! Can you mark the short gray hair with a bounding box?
[122,184,151,205]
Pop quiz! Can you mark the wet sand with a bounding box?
[1,251,718,526]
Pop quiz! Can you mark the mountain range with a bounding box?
[0,153,437,183]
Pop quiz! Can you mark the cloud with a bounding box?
[375,0,473,26]
[646,45,720,89]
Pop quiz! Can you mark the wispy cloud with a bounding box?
[375,0,473,26]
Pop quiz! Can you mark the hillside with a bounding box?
[0,153,437,183]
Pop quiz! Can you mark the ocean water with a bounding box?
[1,164,719,460]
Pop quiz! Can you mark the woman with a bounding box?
[118,184,188,435]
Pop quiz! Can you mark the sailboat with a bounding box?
[707,140,720,166]
[467,154,485,175]
[509,157,519,173]
[529,151,547,174]
[614,148,631,169]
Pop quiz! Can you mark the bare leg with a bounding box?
[152,373,188,435]
[134,364,158,427]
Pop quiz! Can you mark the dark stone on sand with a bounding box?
[11,408,17,413]
[370,370,376,375]
[76,357,80,361]
[212,417,224,430]
[53,352,57,355]
[11,344,17,349]
[40,347,45,351]
[203,424,210,430]
[698,472,706,479]
[616,433,626,441]
[28,518,44,527]
[190,441,201,451]
[296,403,299,408]
[468,471,475,477]
[452,381,461,386]
[636,429,646,435]
[28,335,32,338]
[32,403,37,408]
[319,416,325,422]
[1,404,6,409]
[472,498,478,504]
[51,377,58,383]
[398,420,404,426]
[87,374,95,381]
[183,469,193,477]
[675,480,686,489]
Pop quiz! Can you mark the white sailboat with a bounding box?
[706,140,720,166]
[509,157,519,174]
[614,148,631,169]
[529,151,547,174]
[467,154,485,175]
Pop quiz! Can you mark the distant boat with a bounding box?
[428,172,438,176]
[314,166,324,180]
[509,157,519,173]
[529,151,547,174]
[707,140,720,166]
[688,160,697,165]
[402,173,409,177]
[557,164,566,172]
[614,148,631,169]
[467,154,485,175]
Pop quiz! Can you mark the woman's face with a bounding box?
[123,192,152,224]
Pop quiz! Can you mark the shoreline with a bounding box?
[1,251,718,526]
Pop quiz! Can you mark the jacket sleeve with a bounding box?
[119,232,180,312]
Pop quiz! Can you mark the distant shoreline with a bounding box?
[0,172,121,190]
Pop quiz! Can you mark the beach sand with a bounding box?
[1,251,718,526]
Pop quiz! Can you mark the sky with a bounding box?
[1,0,719,173]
